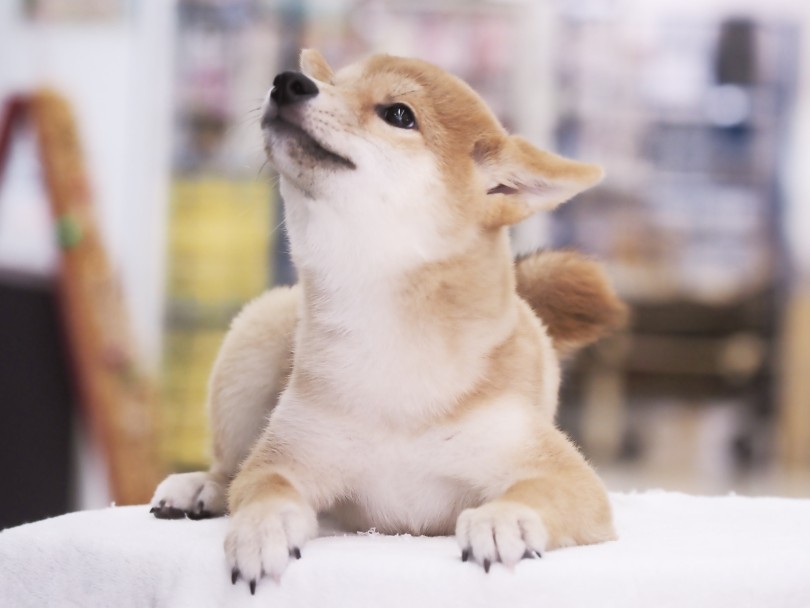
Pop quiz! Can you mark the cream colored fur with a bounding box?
[151,50,617,588]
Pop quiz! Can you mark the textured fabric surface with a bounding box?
[1,491,809,608]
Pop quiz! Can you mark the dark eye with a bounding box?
[379,103,416,129]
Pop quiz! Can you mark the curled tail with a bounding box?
[515,250,628,357]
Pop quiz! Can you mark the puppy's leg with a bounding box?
[150,286,300,519]
[456,427,615,569]
[224,405,344,592]
[225,466,317,591]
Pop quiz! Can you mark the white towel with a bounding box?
[1,491,809,608]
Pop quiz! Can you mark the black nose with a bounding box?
[270,71,319,106]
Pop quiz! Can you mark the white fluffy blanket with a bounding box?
[1,491,809,607]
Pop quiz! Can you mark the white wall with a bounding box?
[0,1,176,510]
[0,0,175,365]
[784,11,810,285]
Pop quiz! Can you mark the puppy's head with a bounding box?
[261,50,603,269]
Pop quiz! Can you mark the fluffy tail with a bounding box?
[515,250,628,357]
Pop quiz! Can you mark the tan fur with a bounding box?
[516,250,629,357]
[300,48,334,84]
[208,286,299,478]
[499,427,618,548]
[152,50,623,585]
[229,471,299,511]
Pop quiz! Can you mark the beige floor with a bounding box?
[578,396,810,498]
[598,463,810,498]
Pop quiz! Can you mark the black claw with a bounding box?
[186,509,214,520]
[249,580,257,595]
[291,547,301,560]
[461,549,470,562]
[149,500,170,515]
[231,568,239,585]
[185,500,204,520]
[483,559,491,573]
[151,505,186,520]
[535,550,543,559]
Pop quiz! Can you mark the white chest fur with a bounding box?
[274,173,546,534]
[268,390,536,535]
[299,307,504,423]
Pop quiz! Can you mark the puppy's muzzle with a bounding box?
[261,70,354,169]
[262,71,318,128]
[272,71,318,105]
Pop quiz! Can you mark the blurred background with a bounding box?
[1,0,809,529]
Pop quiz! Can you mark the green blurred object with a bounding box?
[56,213,83,249]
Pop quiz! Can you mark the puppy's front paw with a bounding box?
[150,472,227,519]
[225,498,317,593]
[456,501,548,571]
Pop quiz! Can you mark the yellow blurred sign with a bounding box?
[161,177,273,468]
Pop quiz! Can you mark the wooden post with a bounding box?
[1,92,164,505]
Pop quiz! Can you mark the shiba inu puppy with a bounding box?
[151,50,626,593]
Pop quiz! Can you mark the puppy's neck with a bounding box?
[296,227,516,333]
[288,226,518,423]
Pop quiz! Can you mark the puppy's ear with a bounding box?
[474,135,603,227]
[300,49,334,84]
